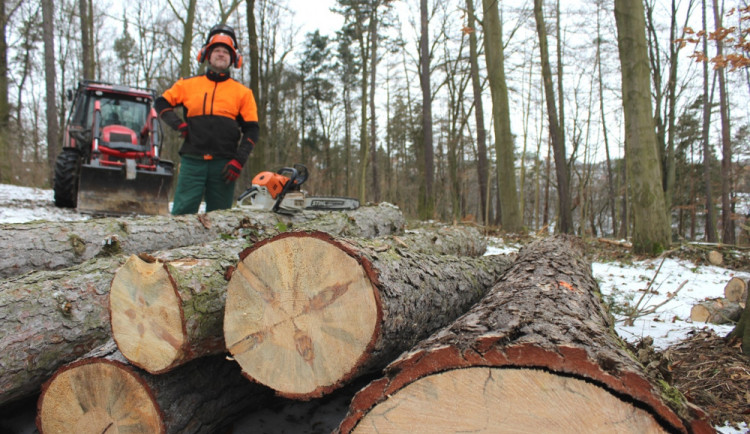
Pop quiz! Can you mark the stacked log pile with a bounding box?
[108,225,492,376]
[0,205,404,408]
[336,235,713,433]
[0,207,714,433]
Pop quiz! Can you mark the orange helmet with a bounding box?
[196,24,243,68]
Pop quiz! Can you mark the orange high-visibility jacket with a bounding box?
[155,70,258,164]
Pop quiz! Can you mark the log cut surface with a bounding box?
[337,235,713,434]
[110,255,187,373]
[224,233,380,397]
[353,367,663,433]
[224,231,513,399]
[37,342,270,434]
[37,358,163,433]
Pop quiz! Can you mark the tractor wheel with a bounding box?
[53,148,81,208]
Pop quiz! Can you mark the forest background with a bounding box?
[1,0,749,253]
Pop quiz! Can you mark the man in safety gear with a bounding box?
[155,24,259,215]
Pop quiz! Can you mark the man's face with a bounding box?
[209,45,231,70]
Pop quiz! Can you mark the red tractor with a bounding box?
[53,80,174,215]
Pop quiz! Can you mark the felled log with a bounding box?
[690,298,743,324]
[0,203,405,279]
[109,225,489,374]
[36,341,270,434]
[0,256,125,407]
[724,277,747,304]
[223,231,514,400]
[336,235,713,434]
[0,206,405,407]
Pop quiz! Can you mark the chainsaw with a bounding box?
[237,164,360,214]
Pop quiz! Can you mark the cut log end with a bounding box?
[346,368,666,433]
[224,233,380,398]
[724,277,748,304]
[36,359,163,434]
[110,255,186,373]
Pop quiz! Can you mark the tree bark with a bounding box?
[481,0,522,232]
[418,0,434,219]
[0,206,405,406]
[0,204,404,279]
[465,0,488,225]
[36,341,270,434]
[223,231,514,400]
[711,0,735,245]
[42,0,59,184]
[614,0,672,254]
[534,0,572,234]
[727,286,750,356]
[336,235,713,434]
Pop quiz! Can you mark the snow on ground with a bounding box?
[1,184,748,433]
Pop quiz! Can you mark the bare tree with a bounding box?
[481,0,522,231]
[712,0,735,244]
[534,0,572,233]
[614,0,671,254]
[42,0,58,183]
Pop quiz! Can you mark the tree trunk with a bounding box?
[482,0,522,232]
[534,0,572,234]
[336,235,713,434]
[701,0,717,243]
[36,341,270,434]
[614,0,672,254]
[0,207,405,406]
[78,0,94,79]
[223,231,514,400]
[42,0,59,184]
[466,0,488,225]
[418,0,434,219]
[0,204,404,279]
[726,288,750,356]
[0,0,11,183]
[109,224,486,374]
[712,0,735,245]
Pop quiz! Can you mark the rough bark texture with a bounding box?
[224,231,514,400]
[0,255,125,407]
[0,203,405,279]
[337,235,713,434]
[36,341,270,434]
[1,205,405,406]
[110,224,487,374]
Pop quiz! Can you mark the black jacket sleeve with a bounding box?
[236,120,259,166]
[154,96,183,131]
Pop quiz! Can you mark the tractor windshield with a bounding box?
[95,97,149,133]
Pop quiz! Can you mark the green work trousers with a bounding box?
[171,155,235,215]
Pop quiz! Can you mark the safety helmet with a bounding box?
[196,24,243,68]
